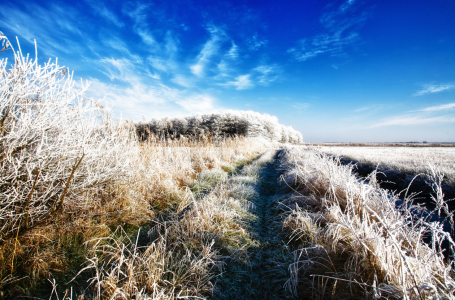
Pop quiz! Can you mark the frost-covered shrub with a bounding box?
[137,110,303,143]
[0,34,136,239]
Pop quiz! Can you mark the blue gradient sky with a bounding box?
[1,0,454,142]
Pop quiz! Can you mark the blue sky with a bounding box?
[1,0,454,142]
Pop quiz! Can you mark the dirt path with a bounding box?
[213,150,294,300]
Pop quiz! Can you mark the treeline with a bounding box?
[136,110,303,144]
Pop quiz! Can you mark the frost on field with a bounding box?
[318,146,455,182]
[280,147,455,299]
[0,33,136,239]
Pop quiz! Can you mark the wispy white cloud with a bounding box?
[288,32,360,62]
[190,64,204,77]
[124,4,161,51]
[291,103,310,110]
[147,57,172,73]
[184,25,280,91]
[253,65,280,85]
[46,4,83,36]
[420,102,455,112]
[164,32,179,56]
[354,105,382,113]
[288,0,369,62]
[171,75,195,87]
[287,46,323,61]
[176,95,217,114]
[101,36,141,60]
[84,78,173,119]
[95,57,165,103]
[226,43,239,60]
[214,63,280,90]
[225,74,254,90]
[137,29,158,47]
[414,83,455,96]
[216,61,232,76]
[212,44,243,80]
[247,33,268,51]
[84,74,221,120]
[191,25,226,77]
[84,0,124,27]
[86,52,224,120]
[124,3,149,24]
[0,3,86,58]
[370,102,455,127]
[370,115,454,127]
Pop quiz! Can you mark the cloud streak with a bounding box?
[288,0,369,62]
[420,102,455,112]
[191,25,226,77]
[370,102,455,128]
[291,103,310,110]
[414,83,455,96]
[0,3,88,58]
[354,105,382,113]
[84,0,124,27]
[370,115,454,127]
[253,65,280,86]
[225,74,253,90]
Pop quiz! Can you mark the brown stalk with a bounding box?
[0,44,10,53]
[22,169,41,229]
[0,107,11,136]
[52,153,85,216]
[9,154,86,239]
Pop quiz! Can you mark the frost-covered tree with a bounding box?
[137,110,303,143]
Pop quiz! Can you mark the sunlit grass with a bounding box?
[279,146,455,299]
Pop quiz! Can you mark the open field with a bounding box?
[314,146,455,183]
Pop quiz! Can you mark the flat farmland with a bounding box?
[314,145,455,182]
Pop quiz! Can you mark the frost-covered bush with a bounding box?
[0,34,136,239]
[137,110,303,143]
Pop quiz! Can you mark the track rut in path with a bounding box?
[213,150,294,300]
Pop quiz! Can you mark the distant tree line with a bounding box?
[136,110,303,144]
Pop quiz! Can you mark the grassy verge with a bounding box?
[277,146,455,299]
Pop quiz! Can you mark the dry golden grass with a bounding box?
[0,136,271,298]
[77,148,275,300]
[125,136,270,214]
